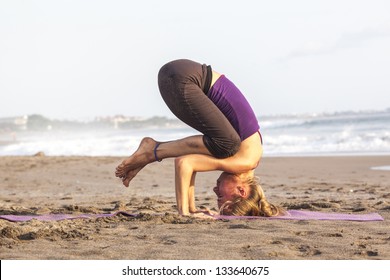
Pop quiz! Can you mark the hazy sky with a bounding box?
[1,0,389,120]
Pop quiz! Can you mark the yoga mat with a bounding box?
[0,210,383,222]
[214,210,384,221]
[0,212,136,222]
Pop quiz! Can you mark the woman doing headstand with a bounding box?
[115,59,283,217]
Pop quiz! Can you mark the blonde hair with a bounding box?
[219,175,284,217]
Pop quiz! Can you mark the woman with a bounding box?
[115,59,282,217]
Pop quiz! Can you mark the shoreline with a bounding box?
[2,151,390,156]
[1,155,389,259]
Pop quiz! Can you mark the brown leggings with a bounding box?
[157,59,241,158]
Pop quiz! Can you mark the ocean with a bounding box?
[0,110,389,157]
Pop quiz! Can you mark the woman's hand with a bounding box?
[189,208,218,219]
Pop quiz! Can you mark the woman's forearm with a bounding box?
[174,157,195,215]
[175,172,189,215]
[188,172,197,213]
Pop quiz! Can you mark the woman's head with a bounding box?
[213,172,249,209]
[213,172,284,217]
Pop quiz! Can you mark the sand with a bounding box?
[0,155,389,260]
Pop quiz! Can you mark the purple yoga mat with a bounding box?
[0,210,383,222]
[214,210,384,221]
[0,212,136,222]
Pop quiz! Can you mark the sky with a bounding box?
[1,0,389,120]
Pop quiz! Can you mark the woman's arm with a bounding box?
[174,157,193,215]
[182,132,263,173]
[188,172,197,213]
[174,132,263,215]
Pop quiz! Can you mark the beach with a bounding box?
[0,155,389,260]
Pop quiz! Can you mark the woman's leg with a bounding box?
[157,59,241,158]
[116,59,240,186]
[115,135,211,187]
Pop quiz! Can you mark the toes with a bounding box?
[115,166,126,177]
[115,165,124,172]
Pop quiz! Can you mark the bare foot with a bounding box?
[121,166,143,187]
[115,137,157,179]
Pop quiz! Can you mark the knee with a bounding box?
[204,134,241,159]
[157,66,168,90]
[220,138,241,158]
[158,62,176,87]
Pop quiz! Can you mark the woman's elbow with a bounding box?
[239,160,258,172]
[174,156,193,173]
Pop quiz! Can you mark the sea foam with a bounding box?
[1,110,389,156]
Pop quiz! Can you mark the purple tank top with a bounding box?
[207,75,260,141]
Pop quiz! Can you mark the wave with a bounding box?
[1,109,389,156]
[260,108,390,130]
[263,131,390,156]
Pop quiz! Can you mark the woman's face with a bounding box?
[213,173,241,208]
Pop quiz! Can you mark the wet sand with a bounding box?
[0,155,389,259]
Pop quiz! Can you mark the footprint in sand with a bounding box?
[228,224,255,230]
[289,244,322,256]
[161,238,177,245]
